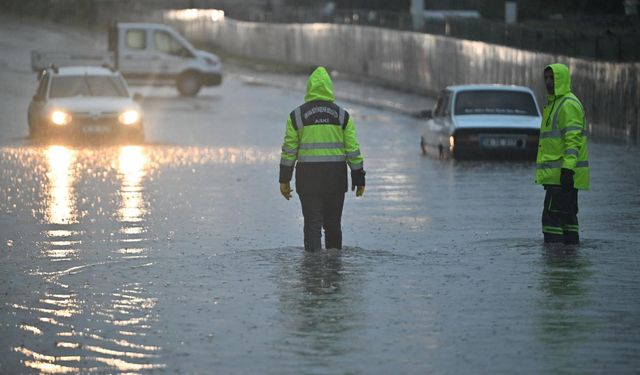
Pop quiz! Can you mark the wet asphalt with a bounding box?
[1,17,640,375]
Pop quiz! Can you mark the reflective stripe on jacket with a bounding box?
[281,101,363,168]
[535,63,590,190]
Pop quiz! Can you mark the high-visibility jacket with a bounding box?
[279,67,364,194]
[535,63,589,190]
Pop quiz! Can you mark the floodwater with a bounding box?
[1,16,640,375]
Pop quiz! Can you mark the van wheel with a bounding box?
[177,73,201,96]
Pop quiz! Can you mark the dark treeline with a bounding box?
[482,0,625,19]
[0,0,97,23]
[285,0,626,19]
[1,0,630,23]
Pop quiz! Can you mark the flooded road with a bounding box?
[1,17,640,374]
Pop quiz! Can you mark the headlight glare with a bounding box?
[51,110,71,126]
[118,110,140,125]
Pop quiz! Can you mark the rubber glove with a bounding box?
[351,169,366,198]
[280,182,293,200]
[560,168,574,190]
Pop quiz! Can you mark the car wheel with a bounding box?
[177,72,201,97]
[28,123,36,139]
[420,136,427,155]
[27,114,35,138]
[28,117,42,140]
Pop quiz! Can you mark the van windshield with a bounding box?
[454,90,538,116]
[49,76,129,98]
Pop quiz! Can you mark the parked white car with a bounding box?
[420,84,542,159]
[27,66,144,142]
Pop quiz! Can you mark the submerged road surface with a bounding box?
[1,17,640,374]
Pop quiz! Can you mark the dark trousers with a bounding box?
[298,193,345,251]
[542,187,579,244]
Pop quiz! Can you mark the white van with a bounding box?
[109,22,222,96]
[32,23,222,97]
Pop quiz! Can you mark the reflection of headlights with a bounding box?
[118,110,140,125]
[51,110,72,126]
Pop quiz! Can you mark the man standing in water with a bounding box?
[279,67,366,251]
[536,63,589,245]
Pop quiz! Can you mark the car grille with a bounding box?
[455,127,539,136]
[71,112,119,133]
[72,111,118,120]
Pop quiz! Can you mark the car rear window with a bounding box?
[454,90,538,116]
[49,76,129,98]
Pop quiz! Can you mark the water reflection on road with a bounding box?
[1,143,279,373]
[45,146,77,226]
[537,246,595,373]
[0,134,638,374]
[271,248,367,373]
[6,145,161,373]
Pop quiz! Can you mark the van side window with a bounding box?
[154,31,190,57]
[126,30,146,50]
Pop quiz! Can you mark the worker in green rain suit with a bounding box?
[536,63,589,245]
[279,67,366,251]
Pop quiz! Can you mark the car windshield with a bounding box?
[454,90,538,116]
[49,75,129,98]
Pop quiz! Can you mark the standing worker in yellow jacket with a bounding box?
[536,63,589,245]
[279,67,365,251]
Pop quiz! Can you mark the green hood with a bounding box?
[305,66,335,102]
[547,63,571,97]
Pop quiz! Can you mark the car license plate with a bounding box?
[479,134,527,148]
[82,125,111,134]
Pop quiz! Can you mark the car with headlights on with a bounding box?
[27,65,144,142]
[420,84,541,160]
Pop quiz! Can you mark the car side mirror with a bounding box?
[133,93,144,102]
[417,109,432,119]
